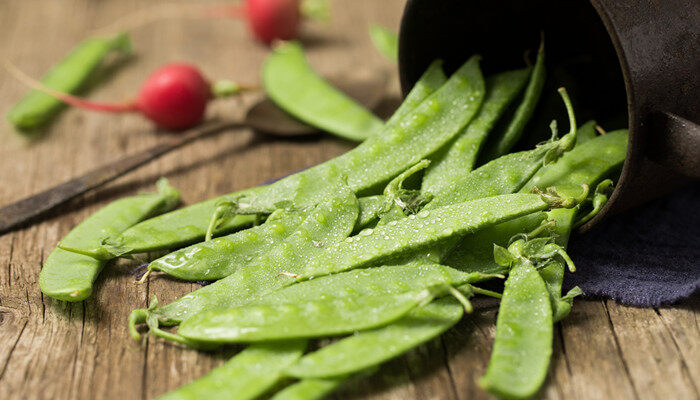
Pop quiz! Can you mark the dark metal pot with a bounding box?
[398,0,699,231]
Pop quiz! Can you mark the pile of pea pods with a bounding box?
[39,41,629,400]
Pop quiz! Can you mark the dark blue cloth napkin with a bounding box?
[566,183,700,307]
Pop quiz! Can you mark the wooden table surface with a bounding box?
[0,1,698,399]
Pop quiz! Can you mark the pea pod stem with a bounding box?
[479,40,546,162]
[472,287,503,299]
[574,179,614,228]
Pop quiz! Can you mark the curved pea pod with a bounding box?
[422,67,532,194]
[147,209,305,281]
[479,258,553,400]
[39,179,179,302]
[523,129,628,192]
[302,192,570,279]
[369,24,398,62]
[479,43,546,162]
[177,289,435,344]
[263,41,384,141]
[156,341,306,400]
[111,56,481,254]
[129,183,359,333]
[285,297,463,379]
[7,33,132,132]
[445,130,628,273]
[270,377,346,400]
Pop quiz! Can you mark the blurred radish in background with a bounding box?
[4,61,253,130]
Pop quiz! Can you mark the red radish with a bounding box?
[214,0,326,44]
[98,1,328,46]
[243,0,302,44]
[5,61,249,130]
[135,64,212,129]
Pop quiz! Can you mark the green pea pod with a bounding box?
[479,258,553,400]
[129,180,359,333]
[523,129,628,192]
[111,56,480,254]
[443,212,547,275]
[7,32,132,132]
[369,24,398,62]
[301,192,573,279]
[479,44,546,162]
[285,297,463,379]
[445,130,628,274]
[258,262,485,306]
[39,179,179,302]
[147,209,305,281]
[385,59,446,125]
[156,341,306,400]
[574,178,614,228]
[177,290,435,343]
[263,41,383,141]
[270,378,346,400]
[426,134,576,211]
[537,208,581,322]
[422,67,532,194]
[575,120,598,145]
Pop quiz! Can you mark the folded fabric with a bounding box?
[566,183,700,307]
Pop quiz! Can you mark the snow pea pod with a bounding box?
[156,341,306,400]
[574,178,614,228]
[177,290,436,343]
[285,297,463,379]
[479,44,546,162]
[422,67,531,194]
[479,243,554,400]
[129,182,359,333]
[425,87,576,211]
[39,179,179,302]
[7,32,132,132]
[258,262,486,305]
[444,128,627,273]
[369,24,398,62]
[522,129,628,192]
[384,59,446,125]
[111,56,481,255]
[146,209,304,281]
[270,377,345,400]
[538,208,583,322]
[576,120,598,145]
[426,134,575,211]
[263,41,383,141]
[301,192,574,279]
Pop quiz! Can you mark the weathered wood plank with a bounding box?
[606,300,699,400]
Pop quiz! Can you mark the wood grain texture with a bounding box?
[0,1,697,400]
